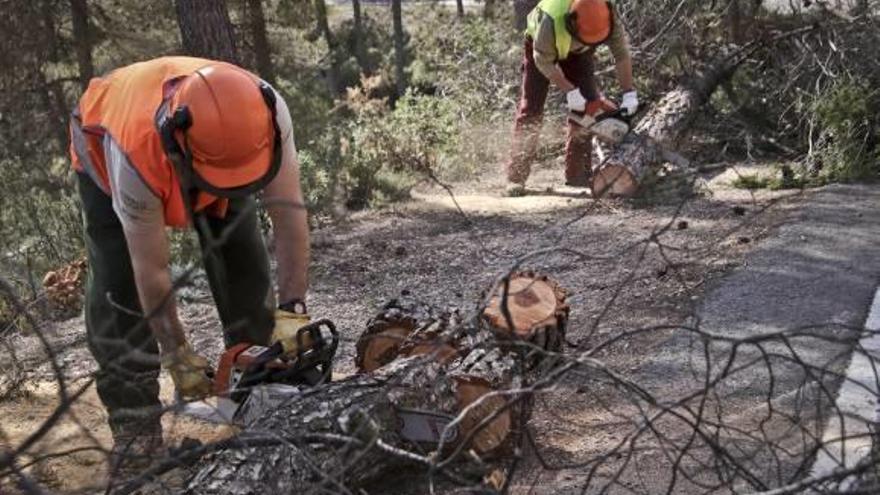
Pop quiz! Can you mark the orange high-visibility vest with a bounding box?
[69,56,249,227]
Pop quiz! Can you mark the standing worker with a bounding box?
[506,0,638,195]
[69,57,312,469]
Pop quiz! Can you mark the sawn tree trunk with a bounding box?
[592,26,815,198]
[180,273,569,493]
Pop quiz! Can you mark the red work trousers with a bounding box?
[507,37,599,186]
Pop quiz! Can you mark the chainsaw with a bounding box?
[177,319,339,425]
[568,107,631,145]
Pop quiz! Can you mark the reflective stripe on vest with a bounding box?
[70,108,110,195]
[70,56,237,228]
[525,0,574,60]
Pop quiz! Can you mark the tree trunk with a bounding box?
[161,274,569,494]
[456,0,465,18]
[727,0,744,44]
[38,0,71,154]
[351,0,369,73]
[483,0,495,19]
[174,0,239,63]
[245,0,276,86]
[391,0,406,97]
[314,0,341,94]
[69,0,94,90]
[514,0,538,31]
[593,26,815,198]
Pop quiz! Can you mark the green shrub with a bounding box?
[345,90,459,209]
[811,78,879,182]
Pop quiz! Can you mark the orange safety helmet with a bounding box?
[159,64,282,201]
[566,0,613,46]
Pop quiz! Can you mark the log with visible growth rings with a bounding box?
[353,272,568,456]
[482,271,569,354]
[183,274,569,493]
[355,297,461,373]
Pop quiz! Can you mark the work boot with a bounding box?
[108,414,164,481]
[504,182,527,197]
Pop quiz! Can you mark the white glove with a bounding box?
[620,90,639,116]
[566,89,587,112]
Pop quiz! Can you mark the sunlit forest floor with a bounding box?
[0,158,806,493]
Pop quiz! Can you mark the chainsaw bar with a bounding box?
[568,108,631,144]
[396,408,459,445]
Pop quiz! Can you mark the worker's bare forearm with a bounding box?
[268,205,310,303]
[122,223,187,354]
[548,65,576,93]
[264,151,310,305]
[135,268,187,352]
[615,56,634,93]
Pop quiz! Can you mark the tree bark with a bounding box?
[314,0,341,94]
[456,0,465,18]
[483,0,495,19]
[38,0,71,153]
[174,0,239,64]
[391,0,406,97]
[727,0,744,44]
[245,0,276,86]
[351,0,369,73]
[171,274,568,494]
[69,0,94,90]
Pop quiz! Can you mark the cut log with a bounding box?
[482,271,569,353]
[170,274,569,495]
[593,26,815,198]
[592,133,661,197]
[355,297,461,373]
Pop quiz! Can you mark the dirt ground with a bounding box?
[0,160,805,494]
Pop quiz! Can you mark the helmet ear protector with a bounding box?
[564,1,614,47]
[158,80,283,200]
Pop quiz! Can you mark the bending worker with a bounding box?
[506,0,637,194]
[70,57,310,461]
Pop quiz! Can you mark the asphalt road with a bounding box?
[628,184,880,493]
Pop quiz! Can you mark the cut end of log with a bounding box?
[454,375,511,455]
[356,324,414,373]
[355,298,461,373]
[482,273,568,351]
[592,164,639,198]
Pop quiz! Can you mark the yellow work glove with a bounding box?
[162,344,214,400]
[272,309,312,354]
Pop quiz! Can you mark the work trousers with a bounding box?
[77,173,274,431]
[507,37,600,186]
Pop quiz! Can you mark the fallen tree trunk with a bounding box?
[178,273,568,494]
[593,26,816,198]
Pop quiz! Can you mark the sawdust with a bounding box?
[0,160,805,493]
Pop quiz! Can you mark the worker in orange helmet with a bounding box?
[70,57,310,468]
[506,0,637,195]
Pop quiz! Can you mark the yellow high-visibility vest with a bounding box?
[525,0,574,60]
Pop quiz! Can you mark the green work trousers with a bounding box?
[77,172,274,429]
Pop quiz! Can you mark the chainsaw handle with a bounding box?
[296,318,338,360]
